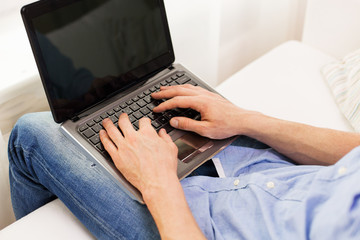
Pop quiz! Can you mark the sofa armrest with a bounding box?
[0,199,95,240]
[0,75,49,135]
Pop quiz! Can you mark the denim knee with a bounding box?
[8,112,56,162]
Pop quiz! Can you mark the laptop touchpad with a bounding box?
[174,132,214,163]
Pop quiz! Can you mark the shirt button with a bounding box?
[266,181,275,189]
[338,166,347,175]
[234,179,240,186]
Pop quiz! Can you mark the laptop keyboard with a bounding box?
[78,72,200,157]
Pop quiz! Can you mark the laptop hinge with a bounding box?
[168,65,174,70]
[71,116,80,122]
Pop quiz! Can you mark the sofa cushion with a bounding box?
[322,48,360,132]
[217,40,354,132]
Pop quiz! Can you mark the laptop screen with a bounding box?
[22,0,174,123]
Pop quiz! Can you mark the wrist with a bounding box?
[234,110,267,136]
[142,173,181,206]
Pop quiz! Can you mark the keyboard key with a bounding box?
[96,143,105,152]
[176,73,185,78]
[92,124,103,133]
[120,102,127,109]
[129,115,136,123]
[151,120,161,129]
[144,89,151,95]
[132,96,140,102]
[133,121,139,130]
[188,80,198,86]
[177,76,191,85]
[144,96,152,104]
[115,111,123,118]
[164,111,176,120]
[147,112,156,120]
[90,135,101,145]
[109,115,118,123]
[83,129,95,138]
[107,110,115,116]
[184,109,200,119]
[113,106,121,112]
[130,103,140,112]
[153,99,164,106]
[126,99,133,105]
[133,111,143,120]
[140,107,150,115]
[147,102,157,110]
[123,107,132,115]
[100,113,109,119]
[149,86,156,92]
[79,124,88,132]
[94,116,102,123]
[86,120,96,127]
[138,93,145,99]
[137,99,147,108]
[157,116,168,124]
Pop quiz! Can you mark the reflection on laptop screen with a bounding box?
[31,0,171,122]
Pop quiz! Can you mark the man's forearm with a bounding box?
[240,114,360,165]
[143,175,205,240]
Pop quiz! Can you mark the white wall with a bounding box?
[165,0,307,86]
[164,0,222,87]
[303,0,360,58]
[217,0,307,83]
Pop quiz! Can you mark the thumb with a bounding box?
[170,117,206,133]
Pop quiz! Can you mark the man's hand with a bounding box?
[99,114,206,239]
[99,115,178,195]
[152,84,261,139]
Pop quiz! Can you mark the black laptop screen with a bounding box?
[23,0,174,123]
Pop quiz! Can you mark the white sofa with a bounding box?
[1,0,360,239]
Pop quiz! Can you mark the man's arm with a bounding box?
[232,114,360,165]
[153,85,360,166]
[100,116,205,239]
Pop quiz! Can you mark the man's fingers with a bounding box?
[99,130,118,154]
[158,128,173,143]
[102,118,124,147]
[170,117,206,135]
[118,113,136,138]
[138,117,157,135]
[153,96,201,113]
[151,85,199,100]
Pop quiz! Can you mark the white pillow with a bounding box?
[322,48,360,132]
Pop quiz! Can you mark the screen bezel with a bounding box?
[21,0,175,123]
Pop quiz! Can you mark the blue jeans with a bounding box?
[8,112,269,239]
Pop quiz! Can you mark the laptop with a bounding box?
[21,0,236,203]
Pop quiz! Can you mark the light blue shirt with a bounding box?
[181,145,360,239]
